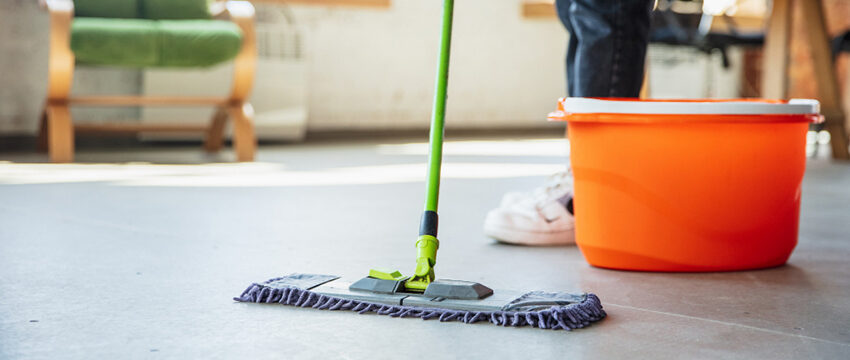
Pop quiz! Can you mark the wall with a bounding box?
[0,0,141,135]
[646,45,743,99]
[283,0,568,130]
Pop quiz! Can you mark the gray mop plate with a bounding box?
[262,273,589,313]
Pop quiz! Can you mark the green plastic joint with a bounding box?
[404,235,439,292]
[368,268,405,281]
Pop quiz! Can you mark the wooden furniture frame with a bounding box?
[522,0,557,18]
[762,0,849,159]
[39,0,258,163]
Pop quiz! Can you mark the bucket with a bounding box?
[548,98,822,272]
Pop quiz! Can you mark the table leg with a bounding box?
[761,0,792,99]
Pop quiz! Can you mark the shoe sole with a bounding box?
[483,225,576,246]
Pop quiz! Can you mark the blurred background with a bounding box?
[0,0,849,156]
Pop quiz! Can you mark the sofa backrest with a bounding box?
[74,0,211,20]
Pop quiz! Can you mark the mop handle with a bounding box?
[407,0,454,290]
[418,0,453,240]
[423,0,453,216]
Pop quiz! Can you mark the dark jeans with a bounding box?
[555,0,654,97]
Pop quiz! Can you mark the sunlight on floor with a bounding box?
[0,138,570,186]
[0,161,565,187]
[377,139,568,157]
[0,161,281,185]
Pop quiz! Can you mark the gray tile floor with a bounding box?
[1,136,849,359]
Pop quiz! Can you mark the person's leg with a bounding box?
[555,0,578,96]
[484,0,653,246]
[568,0,653,97]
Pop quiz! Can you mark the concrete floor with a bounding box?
[0,136,849,359]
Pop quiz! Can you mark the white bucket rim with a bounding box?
[559,98,820,115]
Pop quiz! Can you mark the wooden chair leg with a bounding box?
[37,106,49,153]
[222,2,256,162]
[204,107,228,152]
[799,0,850,159]
[46,104,74,163]
[228,102,256,162]
[824,113,850,158]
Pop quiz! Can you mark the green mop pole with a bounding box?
[406,0,454,292]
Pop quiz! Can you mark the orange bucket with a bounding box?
[548,98,822,272]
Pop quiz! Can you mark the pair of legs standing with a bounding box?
[484,0,654,245]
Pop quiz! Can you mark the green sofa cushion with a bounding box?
[142,0,211,20]
[158,20,242,67]
[71,18,159,67]
[70,18,242,68]
[73,0,140,19]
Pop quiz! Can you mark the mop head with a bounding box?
[234,274,606,331]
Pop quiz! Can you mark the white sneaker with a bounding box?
[484,171,576,246]
[498,171,574,208]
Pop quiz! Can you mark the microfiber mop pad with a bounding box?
[234,274,606,331]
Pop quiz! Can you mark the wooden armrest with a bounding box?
[522,0,556,18]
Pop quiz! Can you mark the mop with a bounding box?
[234,0,606,331]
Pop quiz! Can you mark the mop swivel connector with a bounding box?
[404,235,439,291]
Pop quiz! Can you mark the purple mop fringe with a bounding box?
[234,280,606,331]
